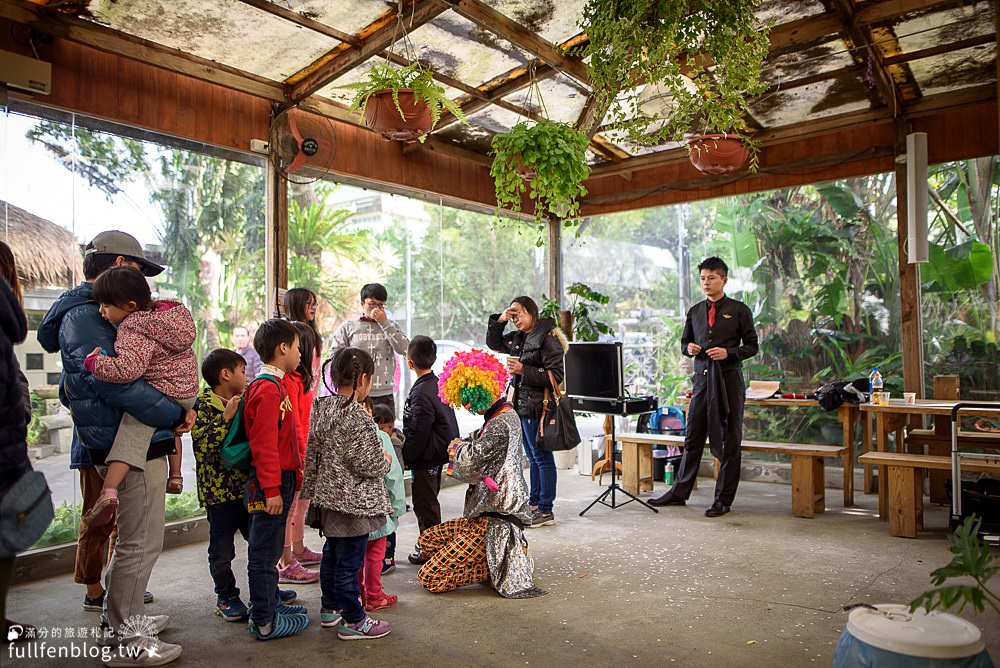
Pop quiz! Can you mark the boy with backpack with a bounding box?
[242,320,310,640]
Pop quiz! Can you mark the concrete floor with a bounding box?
[7,470,998,667]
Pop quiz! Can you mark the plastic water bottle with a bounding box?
[870,367,883,404]
[664,462,675,485]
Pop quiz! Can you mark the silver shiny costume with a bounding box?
[450,408,546,598]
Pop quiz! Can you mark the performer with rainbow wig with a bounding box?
[415,350,545,598]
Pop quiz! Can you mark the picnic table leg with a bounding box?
[839,405,855,506]
[887,464,921,538]
[877,414,890,520]
[862,411,875,494]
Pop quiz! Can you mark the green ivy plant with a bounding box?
[578,0,769,167]
[910,515,1000,615]
[541,282,612,342]
[490,119,591,229]
[339,61,468,142]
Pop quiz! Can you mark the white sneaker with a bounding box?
[103,636,182,666]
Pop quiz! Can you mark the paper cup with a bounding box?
[878,392,891,405]
[904,392,916,404]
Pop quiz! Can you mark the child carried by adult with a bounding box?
[83,266,199,526]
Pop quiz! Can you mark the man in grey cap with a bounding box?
[38,230,189,665]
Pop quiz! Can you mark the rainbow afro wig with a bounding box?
[437,349,510,413]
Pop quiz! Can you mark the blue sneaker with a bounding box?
[277,589,297,605]
[246,612,310,641]
[276,600,307,616]
[216,597,249,622]
[320,608,342,628]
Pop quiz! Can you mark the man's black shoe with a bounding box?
[648,493,686,507]
[407,551,428,565]
[704,501,731,517]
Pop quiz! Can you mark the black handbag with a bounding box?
[0,470,54,558]
[538,370,582,452]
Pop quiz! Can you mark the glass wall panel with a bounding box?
[3,104,266,547]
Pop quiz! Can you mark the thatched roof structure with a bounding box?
[1,200,82,289]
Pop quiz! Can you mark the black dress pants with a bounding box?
[671,368,746,506]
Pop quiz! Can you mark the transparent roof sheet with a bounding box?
[755,0,826,25]
[402,10,533,85]
[908,44,997,97]
[749,75,871,127]
[761,38,854,87]
[466,105,524,134]
[501,73,589,125]
[87,0,338,81]
[895,4,995,54]
[480,0,587,45]
[261,0,390,37]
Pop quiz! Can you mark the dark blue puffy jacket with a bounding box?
[37,282,182,463]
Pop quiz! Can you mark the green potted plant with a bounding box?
[340,61,467,143]
[579,0,769,171]
[490,119,591,228]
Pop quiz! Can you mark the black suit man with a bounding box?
[650,257,759,517]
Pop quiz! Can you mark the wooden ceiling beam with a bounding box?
[0,0,287,102]
[440,0,590,86]
[287,0,448,103]
[232,0,360,46]
[830,0,906,114]
[433,63,559,131]
[883,32,996,65]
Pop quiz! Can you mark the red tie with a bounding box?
[708,302,716,328]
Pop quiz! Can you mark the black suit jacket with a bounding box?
[681,295,759,374]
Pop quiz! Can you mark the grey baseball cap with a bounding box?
[84,230,164,277]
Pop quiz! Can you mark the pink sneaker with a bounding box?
[85,488,119,527]
[363,593,397,612]
[337,616,391,640]
[277,559,319,584]
[295,546,323,566]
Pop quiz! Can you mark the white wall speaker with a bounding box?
[906,132,929,264]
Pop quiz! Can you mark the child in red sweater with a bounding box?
[244,319,309,641]
[277,322,321,584]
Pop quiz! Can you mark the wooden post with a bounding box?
[265,161,288,317]
[896,121,926,400]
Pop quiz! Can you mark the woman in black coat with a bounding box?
[0,261,32,640]
[486,296,567,528]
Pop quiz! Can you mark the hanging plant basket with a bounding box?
[363,88,433,143]
[688,134,750,175]
[516,165,537,181]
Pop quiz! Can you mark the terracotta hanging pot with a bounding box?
[688,134,749,175]
[363,89,433,143]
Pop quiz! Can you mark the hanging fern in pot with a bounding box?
[490,119,591,230]
[340,62,467,143]
[579,0,769,170]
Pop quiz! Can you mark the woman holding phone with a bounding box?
[486,296,568,528]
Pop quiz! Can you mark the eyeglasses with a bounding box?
[364,300,387,308]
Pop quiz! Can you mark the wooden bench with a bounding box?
[618,433,847,518]
[858,451,1000,538]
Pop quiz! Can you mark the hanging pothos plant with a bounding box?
[578,0,770,170]
[490,119,591,232]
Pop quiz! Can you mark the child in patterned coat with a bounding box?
[191,348,251,621]
[83,266,199,526]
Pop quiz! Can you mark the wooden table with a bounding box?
[680,396,861,507]
[860,399,1000,519]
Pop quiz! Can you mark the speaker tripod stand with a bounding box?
[579,414,658,516]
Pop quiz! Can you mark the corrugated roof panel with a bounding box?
[87,0,339,81]
[432,122,497,155]
[501,73,589,125]
[479,0,587,45]
[466,105,524,134]
[895,4,994,54]
[259,0,391,37]
[908,44,996,96]
[748,75,871,127]
[402,10,533,85]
